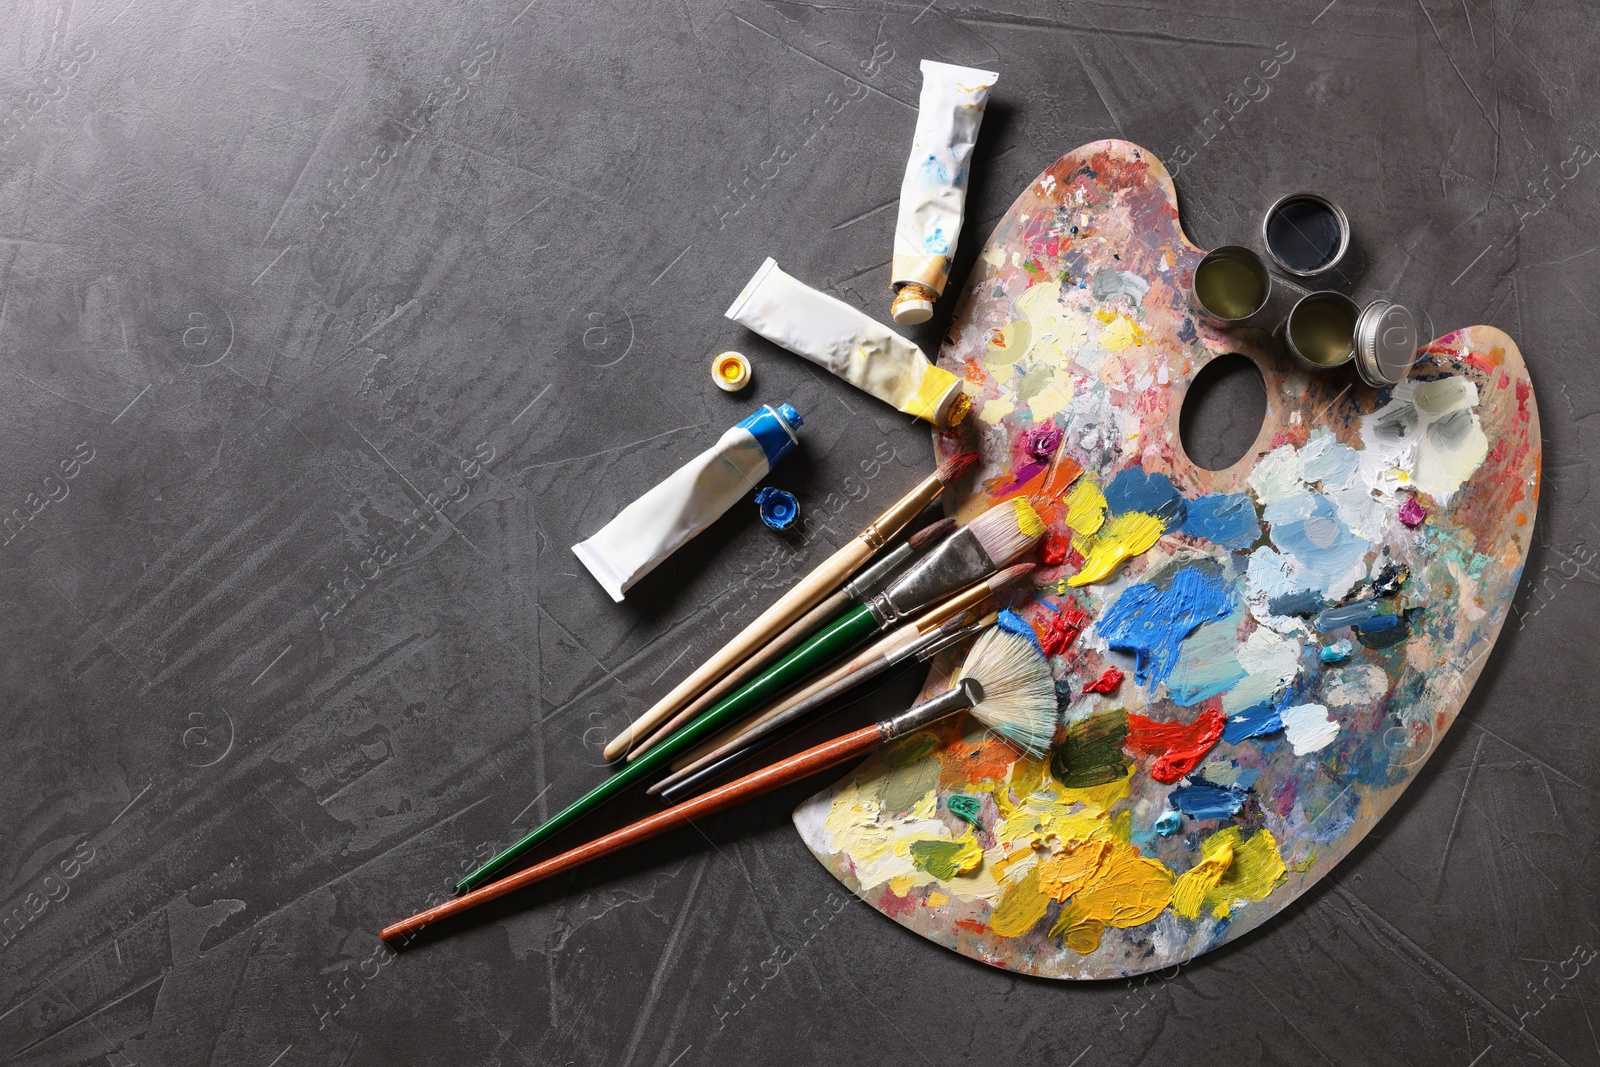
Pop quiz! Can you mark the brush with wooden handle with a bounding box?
[651,611,998,803]
[651,563,1034,789]
[601,450,977,761]
[381,626,1055,944]
[626,516,957,759]
[454,497,1042,893]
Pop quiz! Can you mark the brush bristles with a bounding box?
[907,516,958,552]
[967,498,1045,566]
[987,562,1035,590]
[957,627,1056,756]
[936,449,979,485]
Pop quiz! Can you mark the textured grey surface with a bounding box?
[0,1,1595,1065]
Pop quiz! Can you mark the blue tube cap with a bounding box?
[755,487,799,530]
[736,403,803,469]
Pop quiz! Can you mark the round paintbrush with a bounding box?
[380,626,1055,944]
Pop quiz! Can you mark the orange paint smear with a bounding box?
[946,734,1023,785]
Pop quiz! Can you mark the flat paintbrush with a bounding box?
[652,610,999,803]
[626,517,957,759]
[382,626,1055,944]
[455,497,1042,893]
[602,450,977,761]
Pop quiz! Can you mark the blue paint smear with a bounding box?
[1268,588,1326,617]
[1264,493,1370,596]
[1314,600,1378,632]
[1154,810,1182,836]
[1221,691,1288,744]
[1181,493,1260,550]
[995,609,1043,651]
[1319,640,1354,664]
[1169,780,1246,819]
[1104,467,1188,525]
[1355,610,1411,649]
[1096,567,1234,690]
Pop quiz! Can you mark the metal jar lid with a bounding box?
[1353,301,1418,387]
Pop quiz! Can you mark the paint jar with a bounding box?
[1283,291,1359,370]
[1191,246,1271,325]
[1283,293,1420,386]
[1262,192,1350,276]
[1352,301,1418,387]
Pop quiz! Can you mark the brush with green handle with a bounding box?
[454,497,1043,893]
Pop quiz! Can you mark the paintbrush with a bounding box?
[652,608,1003,803]
[602,450,977,762]
[382,626,1055,944]
[654,563,1034,785]
[626,516,958,759]
[454,497,1042,893]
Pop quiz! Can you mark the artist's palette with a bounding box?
[795,141,1540,979]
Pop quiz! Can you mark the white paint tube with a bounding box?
[890,60,999,326]
[725,258,964,426]
[572,403,803,602]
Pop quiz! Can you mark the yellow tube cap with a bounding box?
[712,351,752,392]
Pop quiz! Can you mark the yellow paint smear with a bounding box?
[979,396,1015,425]
[927,891,950,907]
[1201,827,1288,919]
[1011,497,1046,540]
[1068,510,1165,587]
[990,869,1053,937]
[1063,476,1107,536]
[1171,839,1234,920]
[1094,308,1149,352]
[1037,840,1113,902]
[1050,841,1174,952]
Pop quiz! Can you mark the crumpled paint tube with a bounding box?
[725,258,964,426]
[890,59,999,326]
[572,404,803,602]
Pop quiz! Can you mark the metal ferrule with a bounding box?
[913,619,987,662]
[879,679,984,741]
[873,526,994,623]
[843,542,913,601]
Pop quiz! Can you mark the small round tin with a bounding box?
[1283,291,1359,370]
[1353,301,1418,387]
[1191,245,1271,326]
[1262,192,1350,277]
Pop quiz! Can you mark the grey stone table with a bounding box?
[0,1,1594,1065]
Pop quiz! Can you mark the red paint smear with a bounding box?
[1041,455,1085,499]
[1462,351,1495,374]
[1082,667,1124,694]
[955,918,989,935]
[947,735,1022,784]
[1269,424,1310,449]
[1041,533,1073,566]
[1125,708,1226,784]
[878,887,917,920]
[1041,604,1090,656]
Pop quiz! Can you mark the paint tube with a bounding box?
[889,60,998,326]
[572,404,803,602]
[725,258,964,426]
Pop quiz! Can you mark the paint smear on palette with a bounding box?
[796,140,1540,979]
